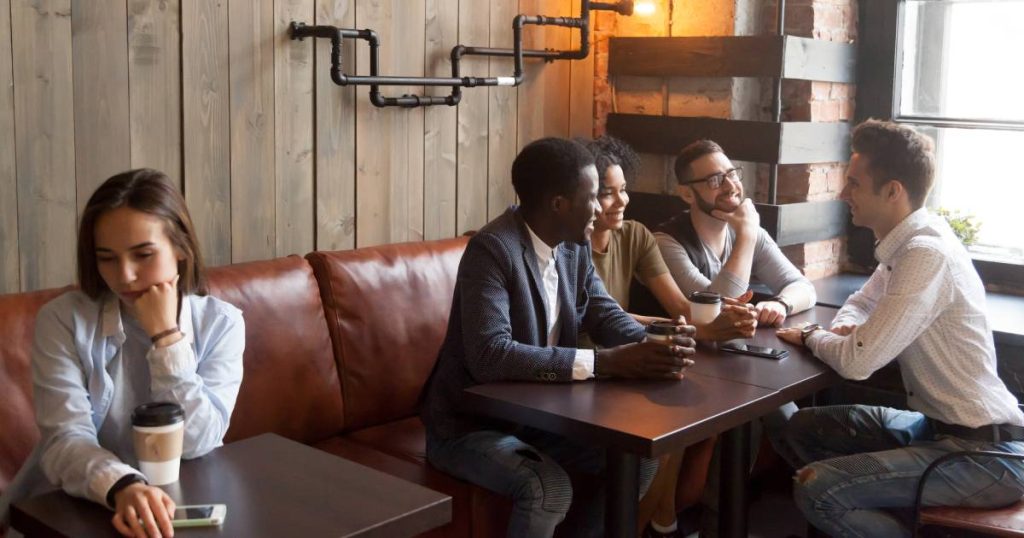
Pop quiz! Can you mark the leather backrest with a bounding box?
[0,286,71,496]
[208,256,345,444]
[307,237,468,432]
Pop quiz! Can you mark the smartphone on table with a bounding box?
[171,504,227,528]
[720,342,789,360]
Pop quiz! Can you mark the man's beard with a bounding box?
[690,187,740,220]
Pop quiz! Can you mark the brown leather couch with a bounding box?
[0,236,714,537]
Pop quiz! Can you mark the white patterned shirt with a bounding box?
[524,224,595,380]
[807,208,1023,428]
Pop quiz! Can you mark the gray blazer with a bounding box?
[420,207,645,440]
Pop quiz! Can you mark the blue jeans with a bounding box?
[784,405,1024,537]
[426,428,659,538]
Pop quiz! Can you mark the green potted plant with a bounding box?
[937,208,982,246]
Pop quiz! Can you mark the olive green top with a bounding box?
[591,220,669,310]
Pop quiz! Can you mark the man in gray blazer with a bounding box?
[421,137,697,537]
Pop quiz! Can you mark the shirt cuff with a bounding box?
[90,464,143,508]
[572,349,595,380]
[147,335,196,378]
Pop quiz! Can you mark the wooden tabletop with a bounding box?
[11,433,451,538]
[463,306,842,459]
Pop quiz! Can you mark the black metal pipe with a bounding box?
[291,0,623,108]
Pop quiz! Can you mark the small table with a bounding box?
[11,433,451,538]
[463,306,841,538]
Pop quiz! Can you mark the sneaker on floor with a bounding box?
[643,522,683,538]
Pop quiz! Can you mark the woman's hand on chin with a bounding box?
[135,275,182,346]
[112,482,175,538]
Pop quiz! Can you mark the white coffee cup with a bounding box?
[132,402,185,486]
[689,291,722,326]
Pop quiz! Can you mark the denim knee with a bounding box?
[638,457,659,498]
[512,451,573,516]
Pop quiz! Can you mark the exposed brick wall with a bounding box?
[593,0,858,278]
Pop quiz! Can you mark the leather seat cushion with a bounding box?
[306,237,468,431]
[0,286,72,495]
[922,500,1024,536]
[208,256,344,445]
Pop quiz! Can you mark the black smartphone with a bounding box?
[720,342,789,360]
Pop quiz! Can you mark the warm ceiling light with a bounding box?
[633,1,656,16]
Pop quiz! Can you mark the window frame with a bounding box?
[855,0,1024,290]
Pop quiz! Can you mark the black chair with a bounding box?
[912,450,1024,537]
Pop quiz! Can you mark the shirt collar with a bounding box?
[875,207,930,265]
[524,221,559,267]
[101,293,195,346]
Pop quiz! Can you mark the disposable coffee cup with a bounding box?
[132,402,185,486]
[689,291,722,326]
[646,320,676,345]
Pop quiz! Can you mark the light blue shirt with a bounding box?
[0,290,244,521]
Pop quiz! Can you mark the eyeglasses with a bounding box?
[685,168,743,189]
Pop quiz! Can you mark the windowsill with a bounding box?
[811,272,1024,347]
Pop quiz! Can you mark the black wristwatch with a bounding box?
[800,323,823,347]
[106,473,148,508]
[771,295,794,315]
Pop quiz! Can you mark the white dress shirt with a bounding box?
[807,208,1023,428]
[524,224,595,380]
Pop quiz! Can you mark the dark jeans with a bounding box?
[426,427,659,538]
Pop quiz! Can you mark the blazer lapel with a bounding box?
[555,246,578,347]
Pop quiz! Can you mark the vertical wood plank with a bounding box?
[12,0,77,291]
[72,0,130,213]
[516,0,547,152]
[128,0,182,187]
[229,0,275,263]
[274,0,314,255]
[355,0,424,246]
[314,0,355,251]
[569,0,595,138]
[486,0,517,219]
[455,0,488,234]
[354,0,389,247]
[543,0,571,139]
[182,0,231,266]
[0,0,18,292]
[422,0,457,240]
[398,0,425,242]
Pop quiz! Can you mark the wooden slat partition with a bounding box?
[229,0,276,263]
[313,0,356,252]
[72,0,130,211]
[609,35,856,83]
[607,114,851,164]
[128,0,182,187]
[423,0,458,241]
[182,0,231,267]
[623,192,850,248]
[275,0,315,256]
[0,0,17,292]
[487,0,519,221]
[455,0,489,234]
[2,0,588,293]
[12,0,77,291]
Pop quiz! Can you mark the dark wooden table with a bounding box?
[11,433,451,538]
[463,306,840,538]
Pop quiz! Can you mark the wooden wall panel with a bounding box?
[128,0,182,187]
[72,0,130,212]
[455,0,488,234]
[355,0,425,247]
[3,0,594,292]
[12,0,77,291]
[0,0,17,291]
[229,0,275,263]
[275,0,315,256]
[182,0,231,266]
[422,0,457,240]
[568,0,595,138]
[486,0,518,219]
[313,0,355,251]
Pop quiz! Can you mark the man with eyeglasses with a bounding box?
[655,139,817,328]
